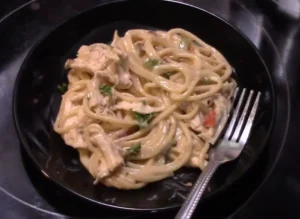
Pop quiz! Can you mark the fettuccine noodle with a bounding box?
[54,28,236,189]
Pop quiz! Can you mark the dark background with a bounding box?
[0,0,300,218]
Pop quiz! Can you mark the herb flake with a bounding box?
[127,143,141,155]
[143,59,161,70]
[99,85,112,96]
[58,83,68,94]
[133,111,155,128]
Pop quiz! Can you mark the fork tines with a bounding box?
[224,88,261,144]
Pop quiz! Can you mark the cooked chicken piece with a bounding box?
[221,81,236,98]
[87,83,118,117]
[63,108,87,149]
[188,100,215,141]
[66,45,107,71]
[65,44,132,89]
[198,128,214,142]
[189,111,205,132]
[189,94,230,143]
[117,64,132,89]
[88,90,110,109]
[208,94,231,144]
[113,101,164,114]
[79,150,110,180]
[90,126,123,173]
[96,159,110,179]
[213,94,229,125]
[65,44,117,84]
[186,134,204,168]
[63,128,85,148]
[89,153,110,179]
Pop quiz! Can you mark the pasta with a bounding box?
[54,28,236,189]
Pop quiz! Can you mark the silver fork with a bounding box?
[175,88,261,219]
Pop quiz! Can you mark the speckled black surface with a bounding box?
[0,0,300,218]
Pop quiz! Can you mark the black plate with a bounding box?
[13,0,275,212]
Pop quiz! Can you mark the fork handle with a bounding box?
[175,161,221,219]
